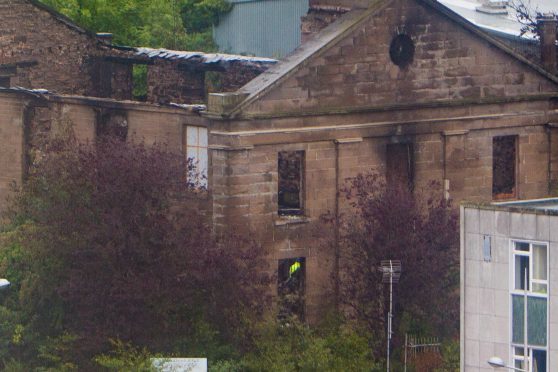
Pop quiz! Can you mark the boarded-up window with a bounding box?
[185,126,208,188]
[386,143,414,189]
[278,257,305,321]
[493,136,517,199]
[278,151,304,216]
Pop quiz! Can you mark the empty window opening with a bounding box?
[132,64,148,101]
[278,257,305,321]
[184,126,208,188]
[493,135,517,200]
[386,143,414,190]
[278,151,304,216]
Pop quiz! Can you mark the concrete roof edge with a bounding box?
[461,198,558,216]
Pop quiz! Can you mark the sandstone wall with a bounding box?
[244,0,558,115]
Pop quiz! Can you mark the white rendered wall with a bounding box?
[461,206,558,371]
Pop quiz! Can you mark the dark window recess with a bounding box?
[278,151,304,216]
[389,34,415,68]
[278,257,305,321]
[0,77,10,88]
[386,143,414,189]
[91,60,113,98]
[96,110,128,141]
[493,135,517,199]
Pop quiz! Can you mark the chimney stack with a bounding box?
[96,33,113,45]
[538,14,557,74]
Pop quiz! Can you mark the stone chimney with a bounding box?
[96,33,113,45]
[538,14,558,74]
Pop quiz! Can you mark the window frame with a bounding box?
[277,257,306,321]
[183,125,209,188]
[277,150,305,217]
[509,239,549,372]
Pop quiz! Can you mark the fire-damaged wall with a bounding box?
[0,1,275,105]
[146,60,206,104]
[0,0,135,98]
[0,89,210,217]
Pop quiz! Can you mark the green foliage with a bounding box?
[36,333,79,371]
[434,340,460,372]
[94,339,158,371]
[39,0,222,51]
[132,64,148,100]
[181,0,232,33]
[232,318,380,372]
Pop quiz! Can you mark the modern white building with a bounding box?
[461,199,558,371]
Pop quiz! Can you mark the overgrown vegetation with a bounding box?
[39,0,232,51]
[0,133,270,369]
[326,174,460,370]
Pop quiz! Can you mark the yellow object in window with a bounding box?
[289,261,301,277]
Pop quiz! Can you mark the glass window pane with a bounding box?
[515,255,530,290]
[198,128,208,148]
[512,295,525,344]
[514,347,524,356]
[532,282,547,294]
[515,242,530,252]
[187,126,199,147]
[533,245,547,281]
[528,297,547,347]
[512,296,548,347]
[187,147,198,163]
[483,236,491,262]
[533,349,546,372]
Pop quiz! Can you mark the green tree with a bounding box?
[0,134,270,369]
[39,0,231,51]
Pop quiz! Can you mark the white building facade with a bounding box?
[461,199,558,371]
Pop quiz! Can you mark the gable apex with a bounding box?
[221,0,558,118]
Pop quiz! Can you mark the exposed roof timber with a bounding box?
[224,0,558,118]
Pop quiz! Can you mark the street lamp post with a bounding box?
[488,356,527,372]
[0,279,10,289]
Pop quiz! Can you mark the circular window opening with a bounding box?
[389,34,415,68]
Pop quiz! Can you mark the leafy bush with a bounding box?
[0,135,270,368]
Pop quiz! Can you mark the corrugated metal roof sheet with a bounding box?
[135,47,277,66]
[214,0,309,58]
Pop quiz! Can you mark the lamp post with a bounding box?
[0,279,10,289]
[488,356,527,372]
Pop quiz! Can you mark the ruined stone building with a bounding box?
[2,0,558,325]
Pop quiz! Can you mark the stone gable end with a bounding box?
[0,0,103,94]
[242,0,558,115]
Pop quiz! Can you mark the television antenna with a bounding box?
[378,260,402,372]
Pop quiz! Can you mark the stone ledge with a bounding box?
[274,216,311,226]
